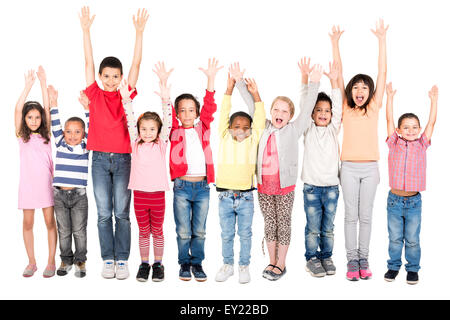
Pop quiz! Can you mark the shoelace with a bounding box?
[359,259,369,270]
[347,261,359,272]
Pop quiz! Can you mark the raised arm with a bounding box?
[329,26,345,101]
[153,62,177,130]
[36,66,50,133]
[218,73,235,136]
[325,61,343,131]
[246,78,266,140]
[15,70,36,135]
[385,82,396,137]
[79,6,96,87]
[293,64,322,136]
[128,9,149,89]
[298,57,313,111]
[229,62,254,117]
[371,19,389,108]
[199,57,223,93]
[78,90,90,137]
[119,80,138,142]
[154,80,173,143]
[424,85,438,140]
[48,85,64,147]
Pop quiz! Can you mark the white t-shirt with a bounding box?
[184,128,206,177]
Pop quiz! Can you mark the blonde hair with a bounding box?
[271,96,295,118]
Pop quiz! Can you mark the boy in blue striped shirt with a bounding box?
[48,85,90,278]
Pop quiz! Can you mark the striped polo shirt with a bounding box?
[50,108,90,188]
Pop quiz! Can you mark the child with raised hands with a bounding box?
[79,6,149,280]
[15,67,57,278]
[48,86,90,278]
[155,58,221,282]
[330,20,388,281]
[214,64,266,284]
[383,83,437,285]
[299,58,343,278]
[237,63,322,281]
[120,71,172,283]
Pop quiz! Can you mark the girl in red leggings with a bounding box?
[120,63,173,282]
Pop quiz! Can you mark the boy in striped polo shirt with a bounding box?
[49,85,90,278]
[384,83,438,285]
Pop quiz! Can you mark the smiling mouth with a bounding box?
[276,118,283,124]
[356,96,364,104]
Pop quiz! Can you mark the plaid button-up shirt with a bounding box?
[387,132,430,192]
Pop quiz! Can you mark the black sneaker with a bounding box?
[407,271,419,285]
[136,263,151,282]
[191,264,207,282]
[384,269,399,282]
[152,262,165,282]
[179,264,192,281]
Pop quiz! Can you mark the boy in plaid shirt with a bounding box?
[383,83,438,285]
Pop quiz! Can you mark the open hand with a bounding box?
[428,85,438,102]
[229,62,245,82]
[153,61,174,85]
[371,18,389,40]
[310,64,323,83]
[298,57,313,77]
[47,85,58,103]
[154,81,171,102]
[79,6,95,32]
[133,8,149,33]
[24,69,36,89]
[36,65,47,83]
[329,25,344,43]
[324,61,339,81]
[119,79,136,101]
[199,57,223,79]
[78,90,90,110]
[386,82,397,98]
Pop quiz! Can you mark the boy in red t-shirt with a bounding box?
[79,6,149,280]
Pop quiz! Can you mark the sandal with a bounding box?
[23,264,37,278]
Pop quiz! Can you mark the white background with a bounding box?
[1,0,449,300]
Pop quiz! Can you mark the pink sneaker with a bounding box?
[359,259,372,280]
[346,260,360,281]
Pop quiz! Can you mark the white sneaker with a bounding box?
[102,260,115,279]
[116,260,129,280]
[215,264,234,282]
[239,265,251,284]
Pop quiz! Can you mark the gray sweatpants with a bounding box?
[340,161,379,262]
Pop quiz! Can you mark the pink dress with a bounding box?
[18,134,54,209]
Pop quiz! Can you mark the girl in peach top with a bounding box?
[330,20,388,281]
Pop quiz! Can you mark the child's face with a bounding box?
[99,67,123,92]
[351,81,370,107]
[397,118,421,141]
[25,109,42,132]
[312,101,332,127]
[139,119,159,143]
[177,99,198,128]
[229,116,251,142]
[271,100,292,129]
[64,121,85,146]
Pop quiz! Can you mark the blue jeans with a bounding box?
[387,191,422,272]
[173,178,210,265]
[218,191,254,266]
[92,151,131,261]
[303,184,339,261]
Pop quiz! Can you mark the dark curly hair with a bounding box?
[345,74,375,115]
[137,111,163,145]
[18,101,50,144]
[174,93,200,116]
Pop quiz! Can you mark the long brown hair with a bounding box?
[19,101,50,144]
[137,111,163,145]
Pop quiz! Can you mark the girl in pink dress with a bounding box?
[15,68,57,278]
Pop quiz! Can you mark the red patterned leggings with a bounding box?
[133,190,165,260]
